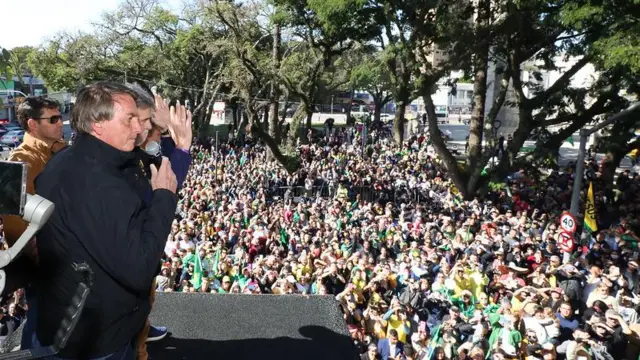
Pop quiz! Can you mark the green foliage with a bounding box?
[11,0,640,189]
[350,50,393,105]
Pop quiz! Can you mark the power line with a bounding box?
[122,72,301,105]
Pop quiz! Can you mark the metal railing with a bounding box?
[270,185,432,204]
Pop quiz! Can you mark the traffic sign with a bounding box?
[560,212,577,233]
[558,231,575,253]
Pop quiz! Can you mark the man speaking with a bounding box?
[32,82,178,359]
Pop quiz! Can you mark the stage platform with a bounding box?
[147,293,357,360]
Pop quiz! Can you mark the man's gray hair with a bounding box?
[71,82,138,134]
[125,82,155,110]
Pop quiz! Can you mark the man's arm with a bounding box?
[161,136,191,188]
[82,186,178,295]
[154,95,192,189]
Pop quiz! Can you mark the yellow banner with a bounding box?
[584,182,598,232]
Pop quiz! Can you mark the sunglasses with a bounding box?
[35,115,63,124]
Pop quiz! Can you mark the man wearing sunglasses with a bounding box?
[2,96,66,254]
[1,96,67,350]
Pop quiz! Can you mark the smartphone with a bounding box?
[0,160,27,216]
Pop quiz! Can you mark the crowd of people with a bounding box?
[1,87,640,360]
[147,125,640,360]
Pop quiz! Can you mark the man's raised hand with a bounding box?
[153,95,171,130]
[169,100,193,151]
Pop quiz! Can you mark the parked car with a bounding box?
[0,130,25,146]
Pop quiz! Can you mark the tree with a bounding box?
[562,0,640,192]
[28,0,227,137]
[99,0,226,137]
[412,0,637,199]
[350,50,393,123]
[1,47,28,90]
[212,0,299,172]
[486,1,628,181]
[272,0,380,142]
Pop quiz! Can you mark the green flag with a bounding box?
[190,248,203,289]
[566,135,574,146]
[212,248,221,277]
[280,228,289,247]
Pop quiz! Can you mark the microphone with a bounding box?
[144,141,163,169]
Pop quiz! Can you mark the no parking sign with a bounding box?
[558,231,575,253]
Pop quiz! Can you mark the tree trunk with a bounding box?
[276,99,289,144]
[424,93,470,197]
[197,112,209,139]
[250,122,299,174]
[268,22,282,141]
[230,103,239,132]
[599,118,639,196]
[373,100,382,124]
[305,106,314,142]
[305,104,314,131]
[287,104,307,149]
[600,151,623,195]
[465,0,491,194]
[260,109,266,129]
[393,104,406,144]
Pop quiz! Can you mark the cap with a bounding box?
[367,342,377,350]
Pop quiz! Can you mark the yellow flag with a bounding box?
[584,182,598,232]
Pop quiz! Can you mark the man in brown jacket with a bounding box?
[2,96,66,253]
[1,96,66,350]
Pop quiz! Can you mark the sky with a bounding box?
[0,0,183,49]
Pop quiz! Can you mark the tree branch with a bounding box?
[528,55,592,109]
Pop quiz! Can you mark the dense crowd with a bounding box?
[145,126,640,360]
[1,112,640,359]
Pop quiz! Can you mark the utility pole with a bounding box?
[331,95,334,114]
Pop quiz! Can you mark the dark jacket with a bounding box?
[33,134,178,358]
[125,138,191,206]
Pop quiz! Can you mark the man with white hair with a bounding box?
[32,82,179,359]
